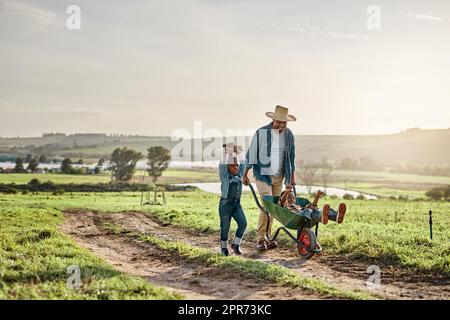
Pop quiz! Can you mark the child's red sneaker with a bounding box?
[337,203,346,224]
[322,204,330,224]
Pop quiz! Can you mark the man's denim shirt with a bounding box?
[245,122,296,186]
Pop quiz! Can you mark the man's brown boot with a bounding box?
[266,240,278,249]
[256,240,268,251]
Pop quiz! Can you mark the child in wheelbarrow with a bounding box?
[218,143,247,256]
[278,185,346,224]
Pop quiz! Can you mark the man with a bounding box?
[243,105,297,250]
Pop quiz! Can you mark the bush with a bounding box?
[27,178,41,192]
[41,180,56,190]
[426,186,450,201]
[2,187,18,195]
[356,194,366,200]
[52,188,65,196]
[0,180,197,193]
[343,193,354,200]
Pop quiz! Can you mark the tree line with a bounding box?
[8,146,171,184]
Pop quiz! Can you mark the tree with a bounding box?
[25,154,33,163]
[28,178,41,192]
[38,154,48,163]
[94,158,105,174]
[97,158,105,167]
[359,157,380,171]
[27,158,39,173]
[426,186,450,201]
[60,158,73,174]
[14,157,25,173]
[147,146,171,183]
[110,147,143,182]
[339,158,357,170]
[77,159,84,165]
[299,165,319,193]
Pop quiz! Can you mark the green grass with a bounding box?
[327,182,429,199]
[141,192,450,275]
[308,169,450,199]
[0,168,218,185]
[103,225,373,300]
[0,201,181,300]
[1,191,449,276]
[132,168,218,184]
[332,169,450,185]
[0,173,111,185]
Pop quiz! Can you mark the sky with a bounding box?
[1,0,449,137]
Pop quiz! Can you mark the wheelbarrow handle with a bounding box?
[248,182,272,241]
[248,183,264,212]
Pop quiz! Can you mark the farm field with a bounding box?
[0,168,218,185]
[1,167,448,199]
[0,200,180,300]
[1,189,449,300]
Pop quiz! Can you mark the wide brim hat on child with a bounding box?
[265,105,297,122]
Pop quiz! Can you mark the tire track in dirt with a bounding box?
[98,210,449,300]
[60,210,331,300]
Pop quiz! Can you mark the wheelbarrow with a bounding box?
[248,184,322,259]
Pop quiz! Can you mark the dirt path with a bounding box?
[61,210,449,300]
[60,210,330,300]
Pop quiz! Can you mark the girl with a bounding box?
[218,143,247,256]
[279,185,346,224]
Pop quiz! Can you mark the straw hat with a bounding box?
[265,105,297,122]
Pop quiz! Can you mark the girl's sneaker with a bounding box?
[337,203,346,224]
[231,243,242,255]
[221,248,229,256]
[321,204,330,224]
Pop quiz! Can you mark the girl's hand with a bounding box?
[242,175,250,186]
[290,173,296,185]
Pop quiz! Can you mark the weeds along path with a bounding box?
[62,210,449,300]
[61,210,332,300]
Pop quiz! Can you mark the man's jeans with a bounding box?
[218,198,247,241]
[255,175,284,242]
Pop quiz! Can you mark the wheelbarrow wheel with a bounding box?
[297,229,317,259]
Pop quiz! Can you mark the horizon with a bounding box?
[0,126,449,140]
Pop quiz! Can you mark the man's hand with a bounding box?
[242,175,250,186]
[290,172,296,185]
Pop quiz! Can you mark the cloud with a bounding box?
[0,0,58,30]
[409,12,443,22]
[0,100,15,108]
[268,23,370,40]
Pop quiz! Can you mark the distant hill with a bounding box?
[0,129,449,166]
[295,128,450,166]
